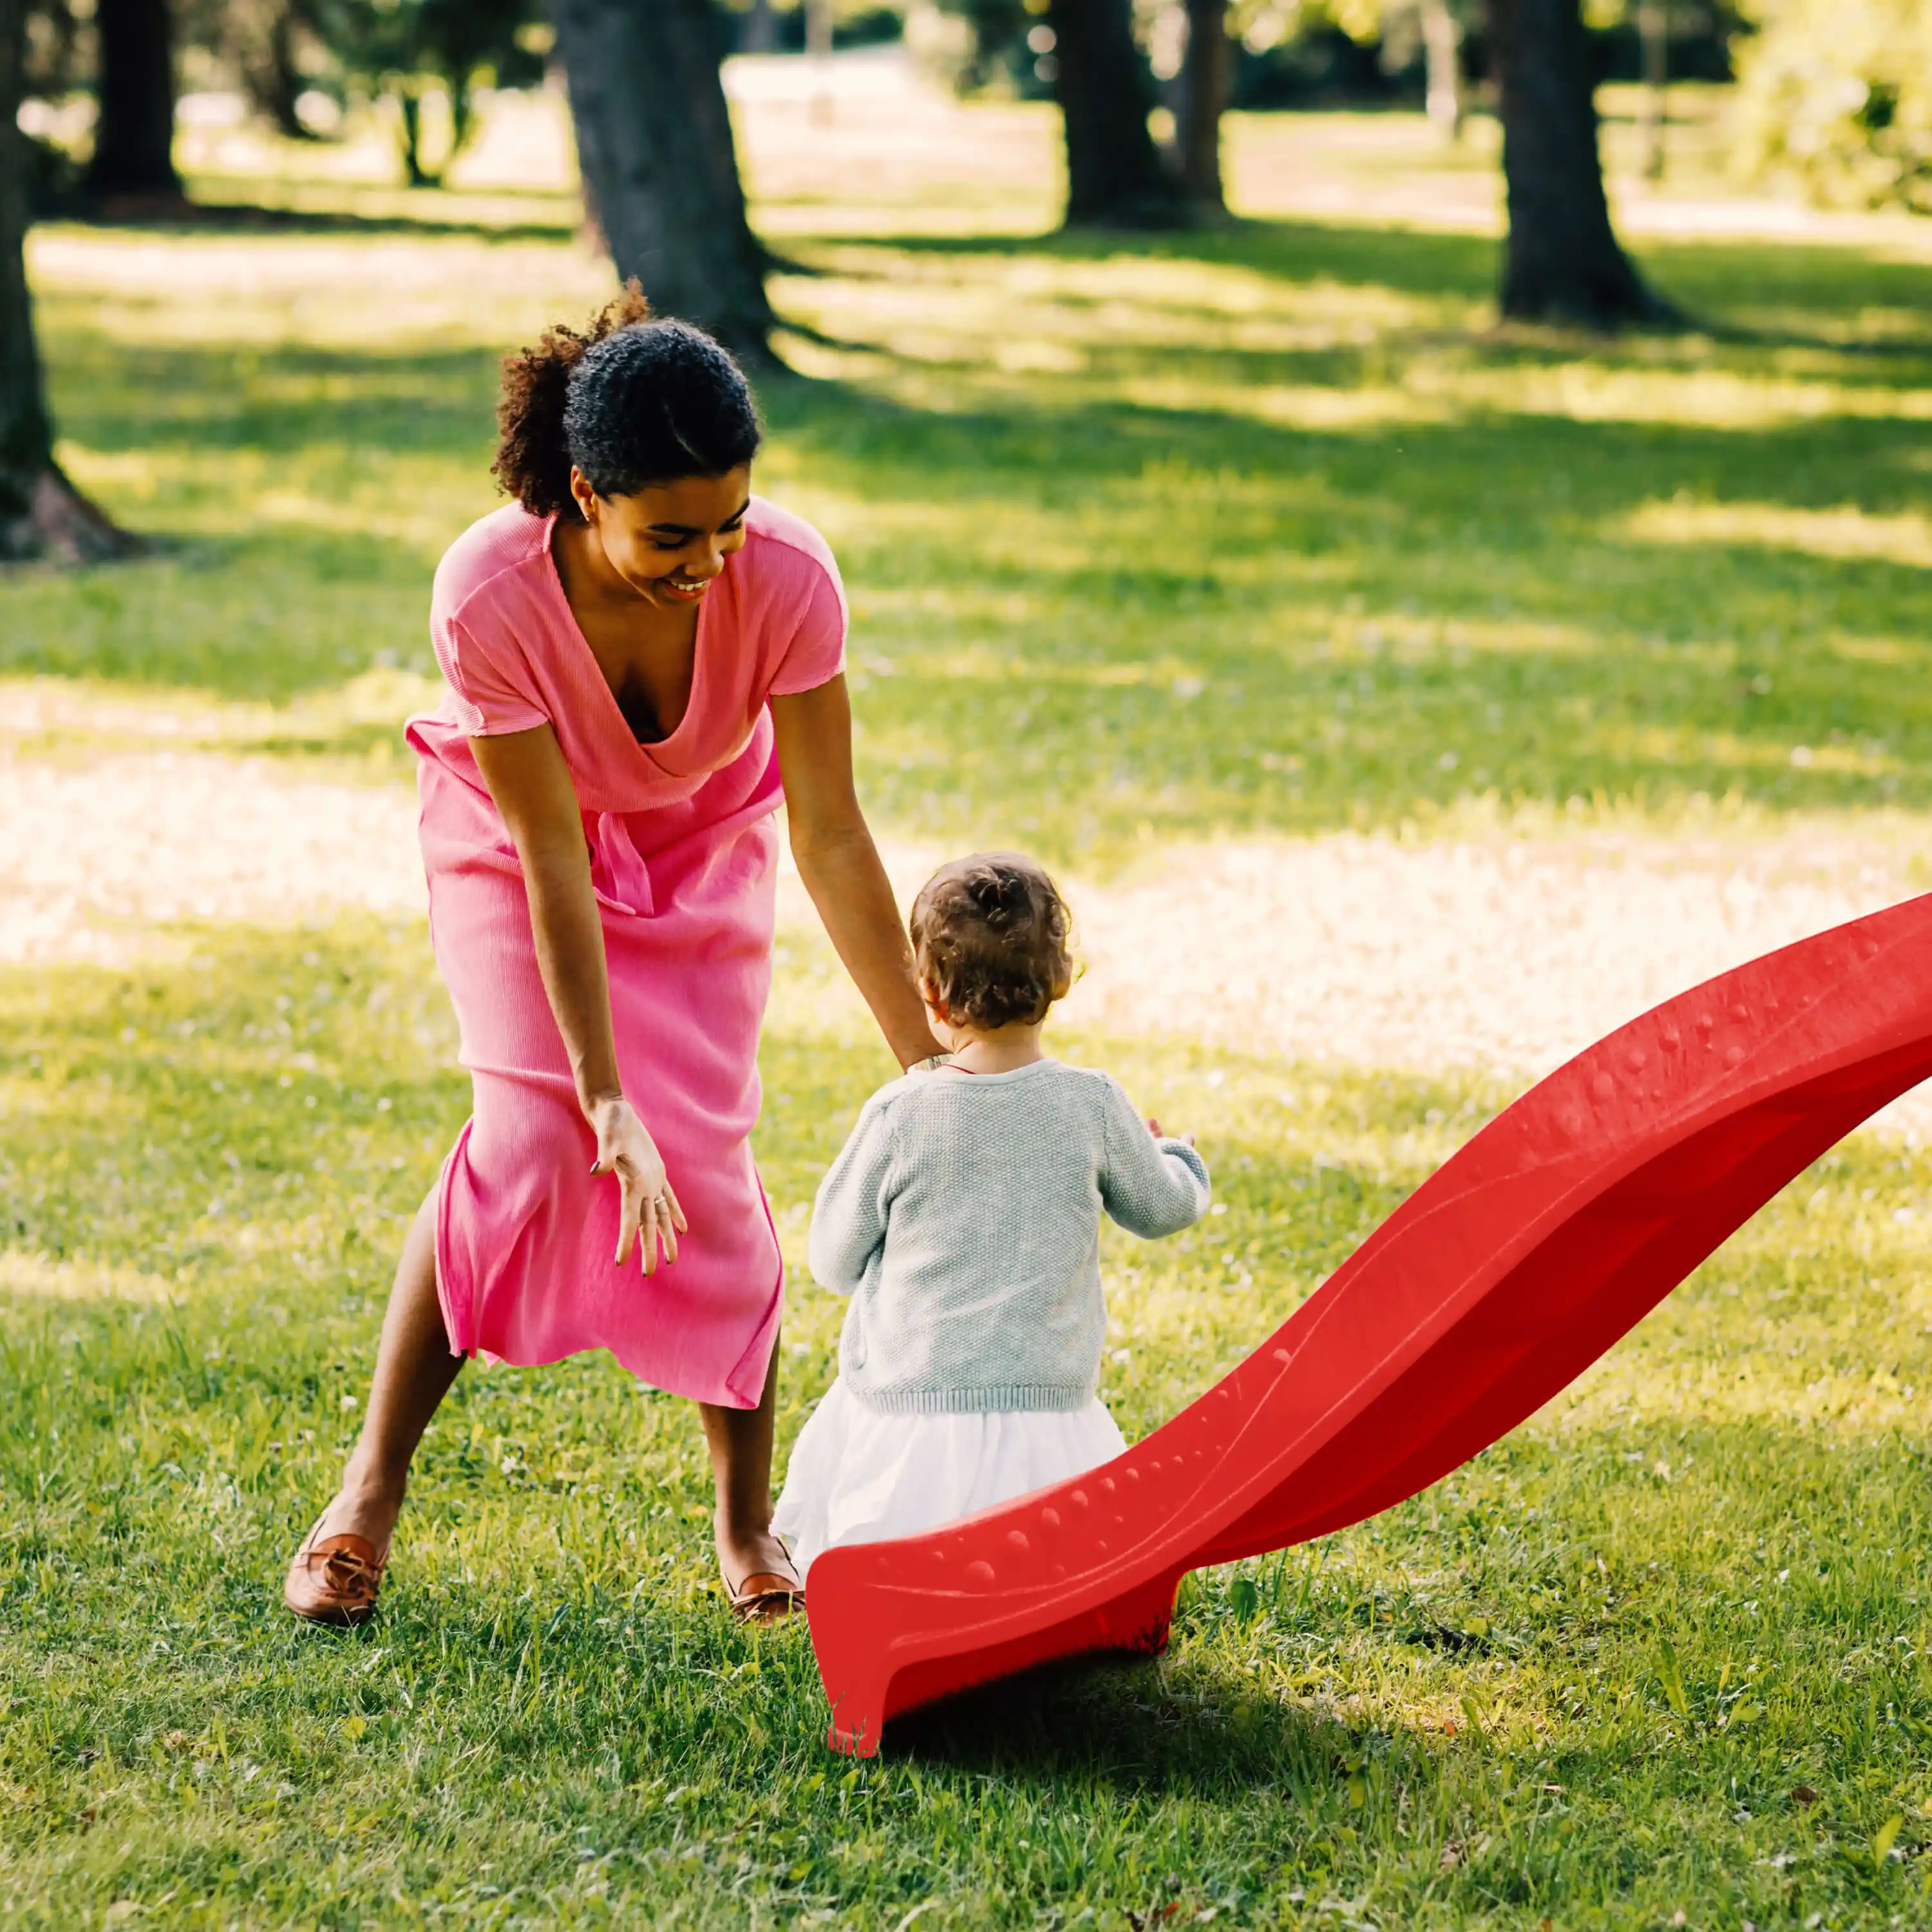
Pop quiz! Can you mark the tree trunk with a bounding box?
[1421,0,1463,142]
[393,86,433,189]
[743,0,777,56]
[84,0,182,201]
[547,0,773,363]
[1171,0,1229,213]
[805,0,833,128]
[240,5,314,143]
[1048,0,1191,229]
[1637,0,1667,180]
[1,0,137,560]
[1490,0,1678,328]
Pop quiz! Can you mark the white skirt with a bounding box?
[772,1377,1128,1577]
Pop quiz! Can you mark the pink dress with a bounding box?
[404,497,847,1408]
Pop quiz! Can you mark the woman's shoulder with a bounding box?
[432,501,552,625]
[742,495,843,596]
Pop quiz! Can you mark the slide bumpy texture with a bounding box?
[805,892,1932,1756]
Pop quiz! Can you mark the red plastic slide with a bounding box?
[805,892,1932,1756]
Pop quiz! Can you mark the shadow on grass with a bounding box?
[810,219,1932,358]
[14,207,1932,837]
[879,1649,1358,1791]
[45,195,579,248]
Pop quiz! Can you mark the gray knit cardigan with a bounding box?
[806,1059,1212,1414]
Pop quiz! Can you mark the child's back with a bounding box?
[774,851,1211,1579]
[810,1060,1209,1416]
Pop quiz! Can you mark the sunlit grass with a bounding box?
[4,920,1931,1927]
[6,94,1932,1926]
[8,179,1931,866]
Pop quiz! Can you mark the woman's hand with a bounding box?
[587,1095,689,1273]
[1148,1119,1197,1146]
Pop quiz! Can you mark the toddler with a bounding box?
[773,851,1211,1573]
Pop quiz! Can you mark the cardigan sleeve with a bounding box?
[1097,1075,1212,1240]
[807,1090,899,1294]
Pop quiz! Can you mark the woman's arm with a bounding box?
[469,724,687,1272]
[770,677,943,1071]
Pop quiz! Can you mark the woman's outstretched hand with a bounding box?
[588,1095,688,1273]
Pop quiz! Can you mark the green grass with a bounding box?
[5,925,1932,1928]
[7,196,1932,866]
[7,103,1932,1927]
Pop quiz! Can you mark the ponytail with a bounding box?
[492,283,653,519]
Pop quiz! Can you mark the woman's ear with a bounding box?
[569,466,599,524]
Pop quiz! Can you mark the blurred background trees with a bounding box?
[6,0,1932,560]
[548,0,775,360]
[1731,0,1932,215]
[323,0,547,189]
[3,0,133,555]
[86,0,180,198]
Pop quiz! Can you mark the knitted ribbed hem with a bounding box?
[846,1381,1097,1416]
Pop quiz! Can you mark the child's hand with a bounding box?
[1147,1118,1197,1147]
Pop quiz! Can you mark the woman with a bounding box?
[284,292,942,1626]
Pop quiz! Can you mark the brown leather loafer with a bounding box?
[723,1540,806,1624]
[724,1569,805,1624]
[284,1515,388,1626]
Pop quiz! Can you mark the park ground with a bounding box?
[5,55,1932,1930]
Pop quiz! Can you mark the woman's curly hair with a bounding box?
[910,853,1075,1034]
[491,284,762,519]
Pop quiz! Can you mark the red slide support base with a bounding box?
[807,894,1932,1756]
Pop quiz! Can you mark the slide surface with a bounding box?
[805,892,1932,1756]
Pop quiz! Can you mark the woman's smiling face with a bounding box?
[571,464,753,611]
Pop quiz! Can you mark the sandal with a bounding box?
[284,1512,388,1627]
[723,1541,806,1624]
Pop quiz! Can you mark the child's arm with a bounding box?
[806,1094,899,1294]
[1097,1077,1212,1238]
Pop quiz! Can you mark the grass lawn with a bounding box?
[5,89,1932,1929]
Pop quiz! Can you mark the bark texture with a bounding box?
[548,0,773,363]
[1492,0,1678,327]
[1048,0,1191,228]
[85,0,182,200]
[1172,0,1229,212]
[1,0,137,559]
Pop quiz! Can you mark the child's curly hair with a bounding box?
[491,283,762,520]
[910,853,1075,1034]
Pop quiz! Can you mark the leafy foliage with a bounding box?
[1731,0,1932,213]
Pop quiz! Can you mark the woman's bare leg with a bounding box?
[311,1188,464,1553]
[699,1336,798,1598]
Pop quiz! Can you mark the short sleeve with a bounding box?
[766,558,848,699]
[433,609,550,738]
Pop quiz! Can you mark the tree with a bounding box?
[1171,0,1231,212]
[1419,0,1464,140]
[217,0,323,142]
[331,0,542,189]
[546,0,774,362]
[1490,0,1679,326]
[84,0,182,200]
[2,0,137,558]
[1048,0,1193,227]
